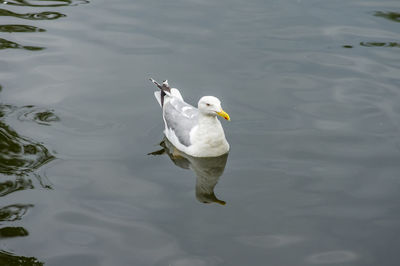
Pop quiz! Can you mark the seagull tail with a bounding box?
[149,78,171,107]
[154,91,162,107]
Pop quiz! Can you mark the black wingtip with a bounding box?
[150,78,172,107]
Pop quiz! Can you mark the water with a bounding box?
[1,0,400,265]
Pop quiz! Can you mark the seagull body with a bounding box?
[150,78,230,157]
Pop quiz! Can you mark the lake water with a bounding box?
[1,0,400,265]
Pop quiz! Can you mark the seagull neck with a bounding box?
[198,114,219,126]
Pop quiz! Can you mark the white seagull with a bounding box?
[150,78,230,157]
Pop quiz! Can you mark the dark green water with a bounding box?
[1,0,400,265]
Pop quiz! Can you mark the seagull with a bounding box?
[150,78,230,157]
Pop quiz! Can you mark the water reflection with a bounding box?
[0,100,51,264]
[0,117,55,176]
[343,42,400,49]
[0,101,56,195]
[15,105,60,126]
[0,9,66,20]
[0,38,44,50]
[0,24,45,33]
[0,226,29,238]
[0,178,33,197]
[2,0,89,7]
[360,41,400,48]
[149,138,228,205]
[0,0,83,51]
[374,11,400,23]
[307,250,358,264]
[0,250,43,266]
[0,204,33,221]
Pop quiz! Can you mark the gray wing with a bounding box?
[163,97,199,147]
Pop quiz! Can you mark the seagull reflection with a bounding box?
[150,138,228,205]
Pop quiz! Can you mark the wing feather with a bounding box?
[163,98,198,147]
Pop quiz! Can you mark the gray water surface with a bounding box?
[1,0,400,265]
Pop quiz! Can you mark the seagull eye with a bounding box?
[206,103,211,106]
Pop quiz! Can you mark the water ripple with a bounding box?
[1,0,89,7]
[360,41,400,48]
[0,37,44,50]
[0,250,43,265]
[0,122,55,176]
[236,235,305,248]
[306,250,358,264]
[0,226,29,238]
[0,178,33,197]
[374,11,400,23]
[0,105,56,177]
[0,24,45,33]
[15,106,60,126]
[0,8,66,20]
[0,204,33,221]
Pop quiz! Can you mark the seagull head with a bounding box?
[198,96,230,121]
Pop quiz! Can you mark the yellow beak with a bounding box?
[216,109,230,121]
